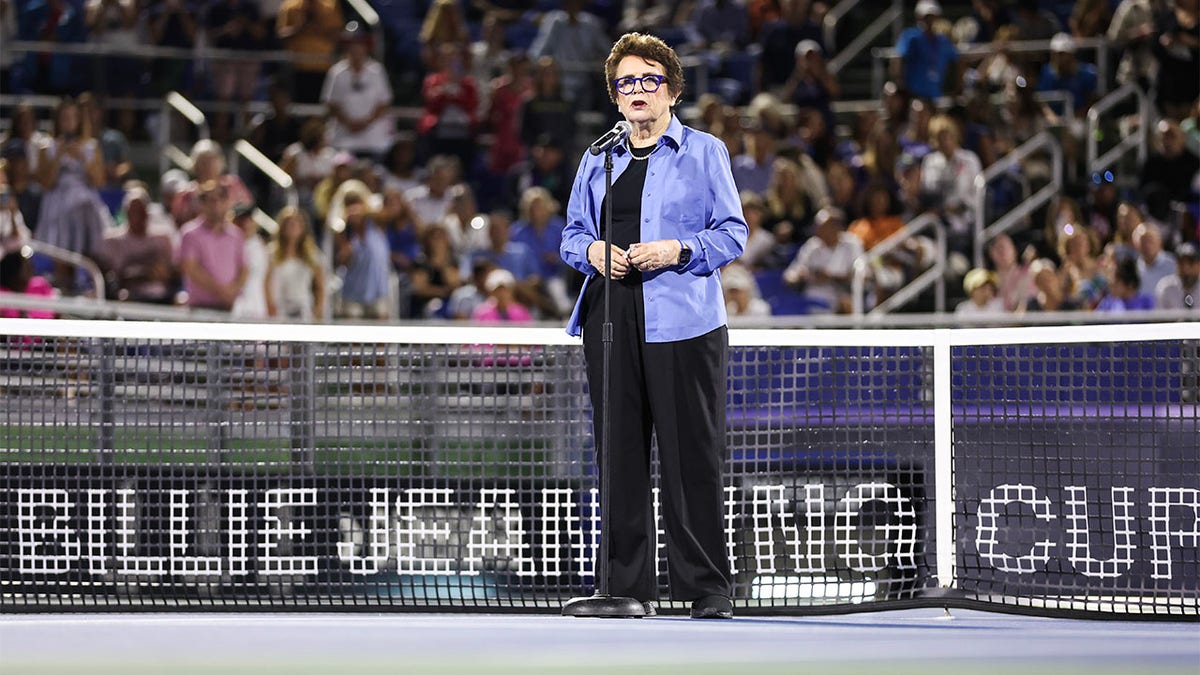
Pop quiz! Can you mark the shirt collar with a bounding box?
[614,114,683,155]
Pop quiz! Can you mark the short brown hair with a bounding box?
[603,33,685,105]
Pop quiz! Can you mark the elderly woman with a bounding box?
[559,32,747,620]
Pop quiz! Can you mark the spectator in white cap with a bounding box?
[1038,32,1098,123]
[891,0,959,100]
[470,267,533,322]
[781,39,839,130]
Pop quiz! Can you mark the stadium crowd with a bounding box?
[0,0,1197,321]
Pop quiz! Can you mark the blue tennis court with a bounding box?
[2,609,1197,674]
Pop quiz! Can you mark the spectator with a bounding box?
[721,261,770,317]
[899,98,934,159]
[246,79,303,164]
[1140,119,1200,204]
[1011,0,1062,42]
[508,132,573,213]
[405,155,459,232]
[782,207,862,314]
[521,57,577,152]
[35,97,113,292]
[973,25,1021,92]
[860,125,902,194]
[281,118,337,221]
[691,0,751,51]
[737,191,777,270]
[1070,0,1113,38]
[1,104,50,172]
[0,0,15,94]
[1108,0,1160,90]
[147,0,199,95]
[763,157,813,236]
[1151,0,1200,121]
[275,0,344,104]
[1023,258,1066,311]
[419,0,469,73]
[230,203,268,318]
[995,75,1050,160]
[1110,200,1145,260]
[85,0,140,97]
[1057,228,1105,309]
[781,40,838,132]
[98,187,177,303]
[825,160,860,222]
[322,22,395,161]
[448,258,494,320]
[880,80,911,135]
[470,268,533,322]
[1096,257,1155,311]
[1038,33,1099,123]
[1155,240,1199,310]
[966,0,1013,44]
[171,139,254,225]
[178,180,246,311]
[1042,195,1089,260]
[78,93,132,191]
[409,224,461,318]
[732,121,779,195]
[892,1,959,101]
[15,0,87,95]
[485,53,533,178]
[266,205,325,320]
[511,186,570,317]
[417,43,480,172]
[333,189,391,319]
[1,141,43,234]
[379,134,422,195]
[378,188,420,278]
[1134,221,1178,296]
[848,182,905,251]
[469,11,510,96]
[920,114,982,253]
[955,268,1006,316]
[206,0,268,141]
[528,0,610,110]
[0,247,56,319]
[985,233,1034,312]
[758,0,824,92]
[465,211,541,309]
[313,152,358,226]
[0,182,32,253]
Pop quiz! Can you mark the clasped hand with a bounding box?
[588,239,681,279]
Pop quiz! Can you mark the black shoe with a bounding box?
[641,601,657,617]
[690,595,733,619]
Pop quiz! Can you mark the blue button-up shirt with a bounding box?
[561,115,748,342]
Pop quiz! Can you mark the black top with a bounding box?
[601,142,654,250]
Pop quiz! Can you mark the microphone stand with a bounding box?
[562,145,646,619]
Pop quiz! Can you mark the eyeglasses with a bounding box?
[613,74,667,95]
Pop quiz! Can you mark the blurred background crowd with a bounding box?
[0,0,1197,323]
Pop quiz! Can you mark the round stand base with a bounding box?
[561,594,646,618]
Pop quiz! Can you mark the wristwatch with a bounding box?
[677,240,691,267]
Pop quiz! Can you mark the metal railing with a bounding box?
[1086,83,1149,183]
[872,36,1111,99]
[827,0,904,76]
[851,212,945,315]
[23,241,106,303]
[973,130,1063,267]
[158,91,209,176]
[231,139,296,235]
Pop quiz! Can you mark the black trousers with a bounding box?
[581,277,732,602]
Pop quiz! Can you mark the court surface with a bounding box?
[2,608,1197,674]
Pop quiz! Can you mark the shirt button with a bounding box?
[644,218,650,223]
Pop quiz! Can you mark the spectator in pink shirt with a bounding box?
[0,246,56,319]
[178,180,246,310]
[470,268,532,322]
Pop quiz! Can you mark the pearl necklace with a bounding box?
[627,140,659,161]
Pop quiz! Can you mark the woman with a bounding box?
[559,33,747,620]
[408,223,461,318]
[170,139,254,226]
[266,206,325,321]
[35,97,113,292]
[333,189,391,320]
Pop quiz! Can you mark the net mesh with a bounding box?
[0,322,1196,618]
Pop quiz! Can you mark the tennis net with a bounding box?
[0,319,1196,618]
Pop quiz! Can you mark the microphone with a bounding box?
[588,121,633,156]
